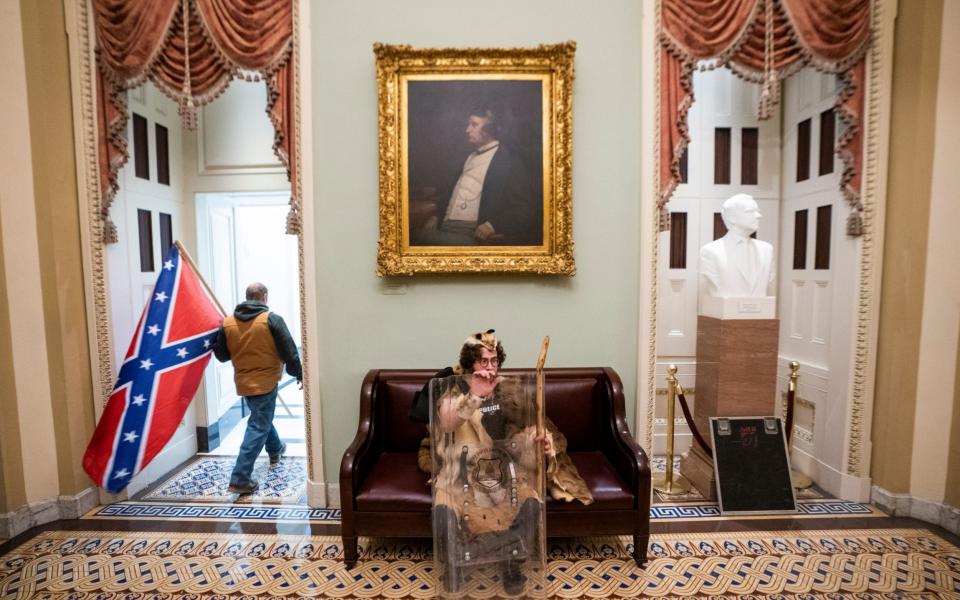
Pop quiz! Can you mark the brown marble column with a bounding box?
[680,316,779,500]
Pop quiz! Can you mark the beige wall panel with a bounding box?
[871,0,943,494]
[947,333,960,507]
[0,0,59,504]
[20,0,96,497]
[911,0,960,503]
[0,210,27,513]
[0,433,6,514]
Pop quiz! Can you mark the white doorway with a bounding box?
[195,191,304,459]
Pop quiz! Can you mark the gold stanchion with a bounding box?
[654,364,691,495]
[787,361,812,489]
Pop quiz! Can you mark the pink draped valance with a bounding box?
[659,0,870,234]
[93,0,298,242]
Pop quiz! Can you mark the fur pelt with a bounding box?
[418,414,593,506]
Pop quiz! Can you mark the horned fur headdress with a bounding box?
[465,329,499,352]
[452,329,504,375]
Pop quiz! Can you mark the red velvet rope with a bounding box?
[785,385,796,445]
[676,388,712,459]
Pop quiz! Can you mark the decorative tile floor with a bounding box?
[1,528,957,598]
[140,456,307,504]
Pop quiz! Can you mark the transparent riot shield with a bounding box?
[430,373,547,599]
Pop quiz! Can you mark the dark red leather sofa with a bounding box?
[339,367,651,568]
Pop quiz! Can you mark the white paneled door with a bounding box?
[105,84,194,496]
[196,192,300,432]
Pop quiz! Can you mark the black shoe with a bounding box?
[227,480,259,495]
[503,567,525,595]
[269,442,288,466]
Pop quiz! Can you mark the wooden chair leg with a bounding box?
[343,535,358,569]
[633,532,649,568]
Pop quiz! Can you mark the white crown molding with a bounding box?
[196,112,285,176]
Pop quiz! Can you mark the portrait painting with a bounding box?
[375,43,575,275]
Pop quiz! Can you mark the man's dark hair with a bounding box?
[459,342,506,372]
[469,105,505,140]
[246,282,268,301]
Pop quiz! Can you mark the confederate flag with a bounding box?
[83,244,222,492]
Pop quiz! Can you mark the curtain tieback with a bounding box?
[758,0,779,120]
[178,0,199,130]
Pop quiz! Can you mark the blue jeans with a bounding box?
[230,387,283,487]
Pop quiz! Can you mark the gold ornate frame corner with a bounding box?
[374,42,576,276]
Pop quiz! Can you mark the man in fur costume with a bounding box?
[410,330,594,504]
[409,330,592,593]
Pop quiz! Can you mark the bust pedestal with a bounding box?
[679,314,779,500]
[700,295,776,320]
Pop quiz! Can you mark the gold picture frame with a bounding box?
[375,42,576,276]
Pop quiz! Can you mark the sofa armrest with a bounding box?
[340,369,382,512]
[599,368,652,508]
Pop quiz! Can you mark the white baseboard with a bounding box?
[791,446,871,501]
[58,486,99,519]
[326,483,341,508]
[307,479,327,507]
[98,487,127,505]
[652,432,693,455]
[0,486,99,539]
[871,485,960,535]
[306,481,343,508]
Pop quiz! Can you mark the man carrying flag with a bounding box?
[213,282,302,495]
[83,244,224,493]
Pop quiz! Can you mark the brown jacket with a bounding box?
[213,301,302,397]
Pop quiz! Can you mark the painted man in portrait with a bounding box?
[411,105,540,246]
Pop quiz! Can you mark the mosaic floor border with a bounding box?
[1,528,956,598]
[85,501,341,523]
[650,499,883,520]
[85,499,880,524]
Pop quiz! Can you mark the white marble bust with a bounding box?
[699,194,775,312]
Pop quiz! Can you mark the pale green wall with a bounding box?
[312,0,643,478]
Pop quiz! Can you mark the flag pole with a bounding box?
[174,240,227,317]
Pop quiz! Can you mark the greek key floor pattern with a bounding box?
[86,501,341,523]
[1,528,957,598]
[84,499,878,524]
